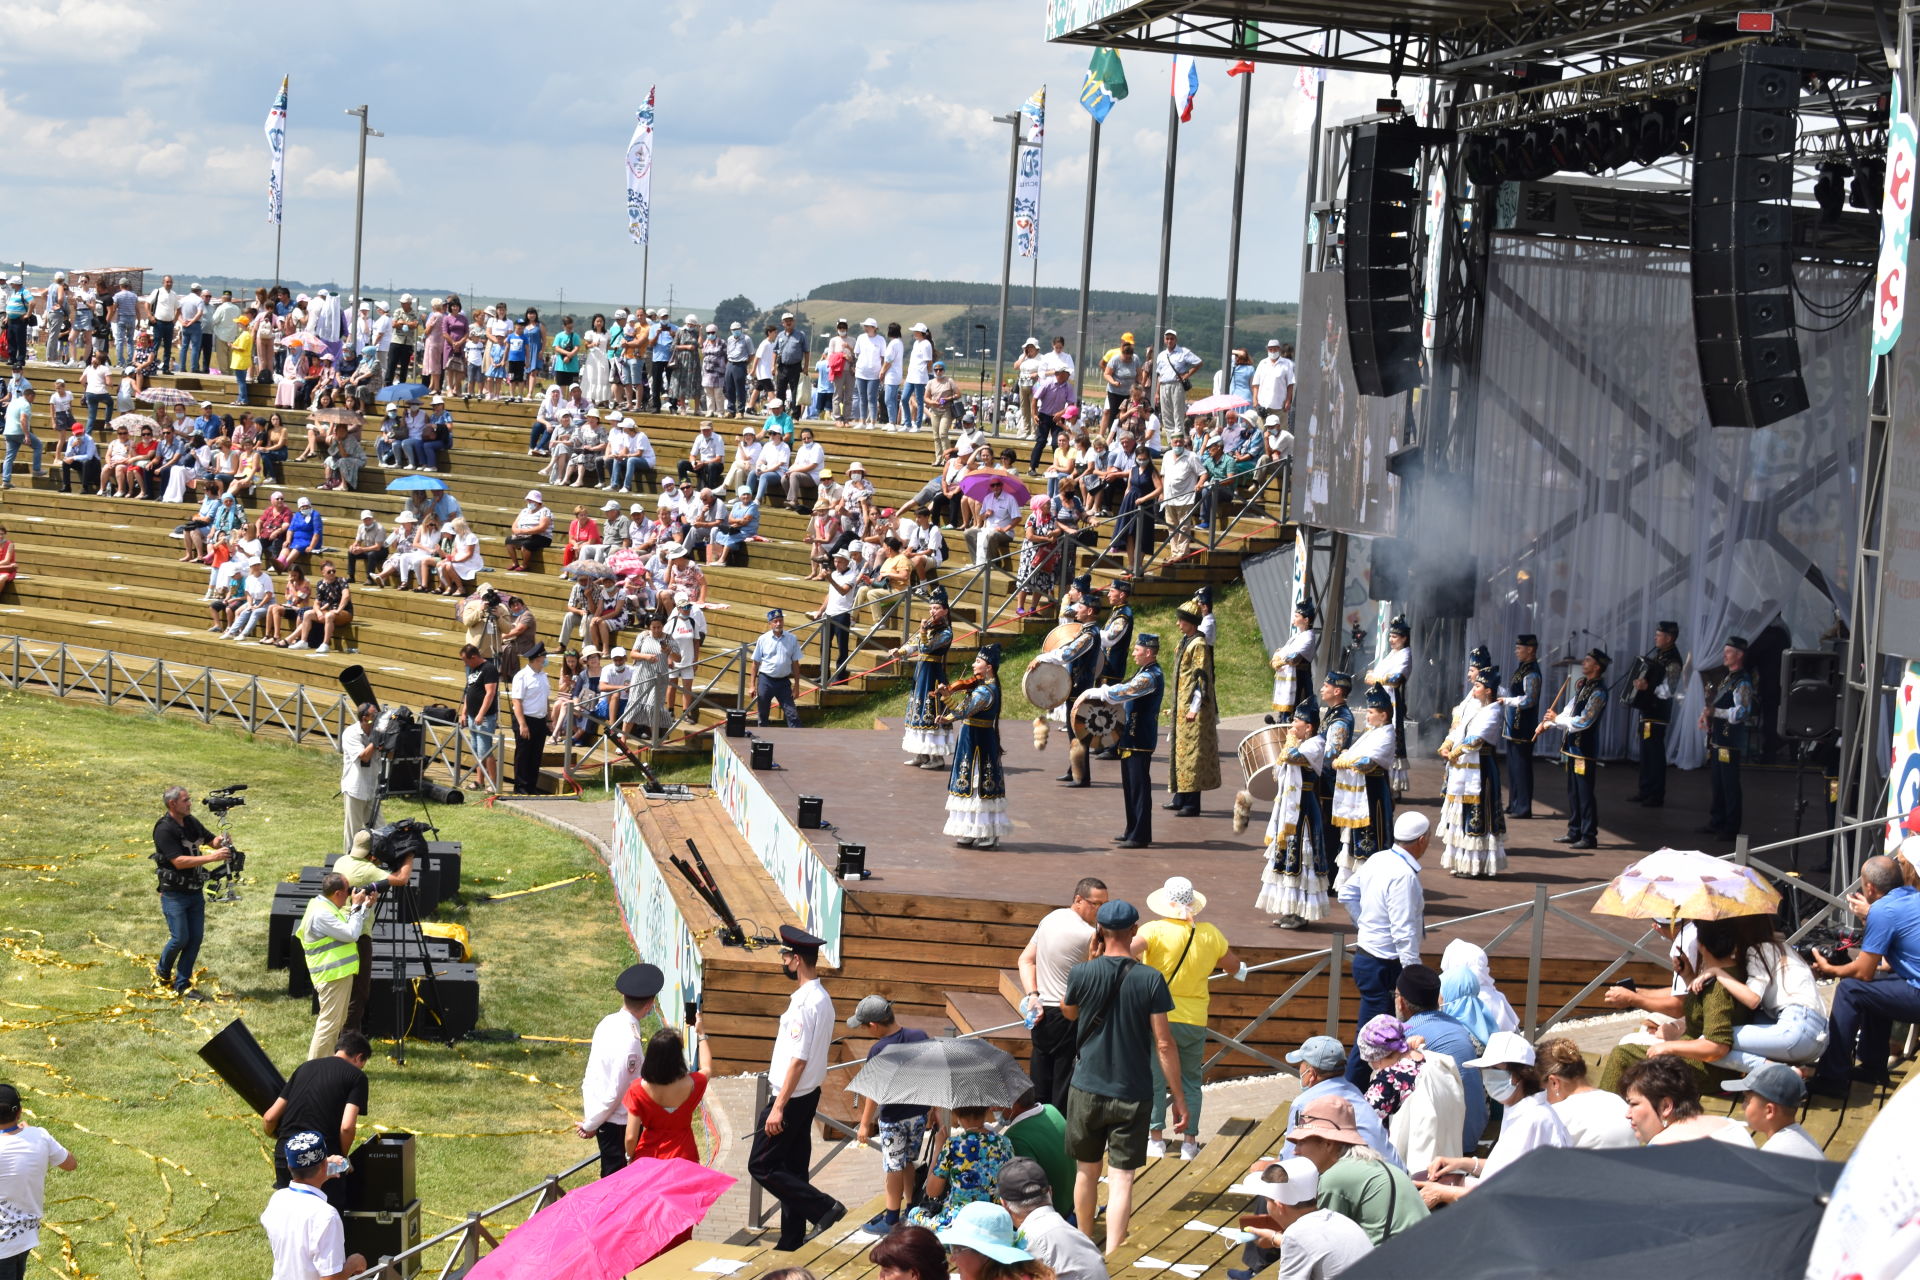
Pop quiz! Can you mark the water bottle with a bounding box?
[325,1154,352,1178]
[1021,993,1040,1030]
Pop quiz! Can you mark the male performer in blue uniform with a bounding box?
[1699,634,1756,840]
[1091,578,1135,760]
[1543,648,1609,850]
[1501,634,1542,818]
[1630,621,1684,808]
[1091,633,1166,849]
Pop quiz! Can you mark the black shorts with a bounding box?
[754,378,775,392]
[1107,392,1130,412]
[507,360,526,380]
[554,371,578,388]
[505,532,552,551]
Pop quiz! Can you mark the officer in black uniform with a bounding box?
[1628,621,1684,808]
[1699,634,1757,840]
[1502,634,1542,818]
[1091,578,1136,760]
[1544,648,1609,850]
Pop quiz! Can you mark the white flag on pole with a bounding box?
[1015,87,1045,258]
[627,87,656,246]
[265,76,288,226]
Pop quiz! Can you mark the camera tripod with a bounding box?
[366,745,451,1066]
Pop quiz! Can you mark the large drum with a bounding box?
[1237,724,1291,802]
[1023,661,1071,710]
[1071,690,1123,749]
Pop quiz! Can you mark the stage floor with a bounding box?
[743,721,1825,963]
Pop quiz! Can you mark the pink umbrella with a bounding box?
[959,469,1033,504]
[1185,393,1250,415]
[466,1157,735,1280]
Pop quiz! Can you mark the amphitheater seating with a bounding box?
[1,360,1289,788]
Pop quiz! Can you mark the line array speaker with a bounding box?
[1344,121,1425,398]
[1689,46,1810,428]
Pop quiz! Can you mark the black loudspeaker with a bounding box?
[381,718,425,793]
[1344,120,1425,398]
[197,1019,286,1116]
[725,708,748,737]
[346,1132,416,1213]
[267,886,306,970]
[1425,558,1480,619]
[1371,537,1413,601]
[1689,46,1808,428]
[341,1200,422,1278]
[1779,649,1840,740]
[750,739,775,770]
[796,795,824,829]
[361,959,479,1040]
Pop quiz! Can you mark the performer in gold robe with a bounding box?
[1165,603,1220,816]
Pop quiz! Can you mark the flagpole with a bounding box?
[1073,117,1102,399]
[274,77,287,296]
[1152,92,1180,348]
[992,110,1024,437]
[1221,66,1253,386]
[641,242,650,315]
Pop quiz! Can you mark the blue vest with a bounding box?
[1122,663,1165,752]
[1710,668,1756,752]
[1503,659,1541,741]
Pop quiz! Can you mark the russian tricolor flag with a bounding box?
[1171,54,1200,122]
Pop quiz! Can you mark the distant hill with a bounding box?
[800,277,1297,367]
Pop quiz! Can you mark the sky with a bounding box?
[0,0,1391,311]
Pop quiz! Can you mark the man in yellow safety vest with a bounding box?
[301,872,373,1061]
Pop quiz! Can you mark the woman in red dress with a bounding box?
[621,1020,714,1246]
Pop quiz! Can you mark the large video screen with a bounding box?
[1294,271,1404,538]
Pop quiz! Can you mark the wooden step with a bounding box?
[942,990,1029,1044]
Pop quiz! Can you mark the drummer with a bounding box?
[1087,633,1166,848]
[890,584,954,769]
[1092,578,1136,761]
[1329,687,1397,887]
[1266,599,1318,725]
[1028,591,1103,788]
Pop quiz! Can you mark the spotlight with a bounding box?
[1463,136,1497,185]
[1578,112,1630,173]
[1631,100,1679,165]
[1814,162,1850,224]
[1519,122,1558,179]
[1851,158,1885,210]
[1548,117,1582,171]
[1490,128,1525,179]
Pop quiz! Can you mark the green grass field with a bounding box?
[0,693,640,1279]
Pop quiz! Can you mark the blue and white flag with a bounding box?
[265,76,287,226]
[1015,88,1045,259]
[627,87,655,246]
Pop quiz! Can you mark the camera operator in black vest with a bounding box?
[150,784,231,1001]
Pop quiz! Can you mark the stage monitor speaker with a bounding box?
[1689,45,1809,428]
[796,795,824,829]
[361,959,479,1041]
[750,739,775,770]
[267,887,306,970]
[1344,120,1425,398]
[725,708,748,737]
[341,1200,422,1280]
[1778,649,1840,740]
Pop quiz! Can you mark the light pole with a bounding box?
[991,110,1024,436]
[343,105,383,322]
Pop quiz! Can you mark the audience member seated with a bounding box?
[1392,964,1486,1156]
[60,423,99,494]
[1620,1054,1753,1147]
[436,518,483,595]
[1598,917,1748,1095]
[265,567,313,647]
[933,1202,1054,1280]
[1809,854,1920,1097]
[1420,1031,1571,1207]
[1722,1063,1825,1161]
[257,492,293,566]
[1238,1157,1373,1280]
[1278,1037,1403,1168]
[1355,1014,1464,1172]
[505,491,553,573]
[1535,1036,1635,1149]
[344,511,385,583]
[102,423,138,497]
[223,561,275,640]
[0,524,15,594]
[1691,915,1829,1074]
[906,1106,1013,1232]
[287,561,352,655]
[324,426,365,491]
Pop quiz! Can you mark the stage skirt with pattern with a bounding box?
[1271,660,1310,716]
[1331,768,1394,888]
[1440,743,1508,877]
[902,656,952,757]
[1388,686,1411,793]
[1258,744,1332,919]
[944,719,1011,840]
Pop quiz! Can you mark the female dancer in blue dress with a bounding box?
[942,644,1010,850]
[892,585,954,769]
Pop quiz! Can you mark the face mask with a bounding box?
[1484,1072,1519,1105]
[782,958,801,983]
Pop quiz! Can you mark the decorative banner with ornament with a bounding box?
[1871,76,1917,378]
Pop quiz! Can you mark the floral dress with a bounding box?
[906,1128,1014,1231]
[1014,510,1061,596]
[1364,1057,1422,1122]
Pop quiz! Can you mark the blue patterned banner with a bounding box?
[627,88,655,246]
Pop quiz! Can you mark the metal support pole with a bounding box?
[1153,93,1181,347]
[344,105,383,320]
[1325,931,1344,1037]
[641,243,650,316]
[1073,119,1102,404]
[992,111,1024,435]
[1525,885,1548,1035]
[1220,67,1253,382]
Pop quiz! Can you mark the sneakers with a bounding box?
[286,640,310,650]
[1180,1140,1200,1161]
[313,643,330,655]
[1146,1137,1167,1160]
[859,1210,900,1236]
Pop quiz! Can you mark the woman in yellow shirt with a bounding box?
[230,310,258,406]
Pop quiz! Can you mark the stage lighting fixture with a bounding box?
[1814,162,1850,224]
[1490,128,1524,179]
[1577,112,1632,173]
[1851,158,1885,210]
[1549,117,1582,171]
[1632,100,1679,165]
[1463,136,1497,185]
[1520,122,1559,179]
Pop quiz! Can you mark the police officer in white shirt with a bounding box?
[749,925,846,1250]
[751,607,805,727]
[577,963,663,1177]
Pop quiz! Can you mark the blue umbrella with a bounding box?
[385,474,449,492]
[375,383,430,402]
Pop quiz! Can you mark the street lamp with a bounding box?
[343,105,384,322]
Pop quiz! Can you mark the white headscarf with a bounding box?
[1439,939,1519,1036]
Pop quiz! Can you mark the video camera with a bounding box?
[202,785,250,895]
[203,783,248,816]
[1795,924,1853,970]
[365,818,431,873]
[371,706,416,754]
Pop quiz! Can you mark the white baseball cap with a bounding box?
[609,646,627,657]
[1465,1030,1538,1069]
[525,489,543,501]
[359,509,375,520]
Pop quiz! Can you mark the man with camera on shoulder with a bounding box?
[340,703,382,856]
[150,784,232,1002]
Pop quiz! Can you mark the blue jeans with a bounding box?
[402,438,441,469]
[901,382,926,425]
[1721,1001,1829,1073]
[154,319,176,371]
[180,321,204,371]
[530,422,552,451]
[855,377,881,421]
[1813,974,1920,1088]
[233,370,249,404]
[725,363,749,414]
[113,318,135,365]
[883,383,903,424]
[753,468,786,502]
[3,433,41,484]
[158,889,206,991]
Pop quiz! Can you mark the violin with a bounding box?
[936,674,986,699]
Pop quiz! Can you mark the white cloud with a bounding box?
[297,156,396,197]
[0,0,157,58]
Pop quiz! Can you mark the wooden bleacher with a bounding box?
[0,359,1289,787]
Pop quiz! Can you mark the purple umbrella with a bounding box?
[1185,393,1250,415]
[958,469,1032,504]
[466,1157,735,1280]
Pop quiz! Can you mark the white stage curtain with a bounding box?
[1471,235,1864,768]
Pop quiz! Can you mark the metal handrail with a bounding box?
[345,1153,600,1279]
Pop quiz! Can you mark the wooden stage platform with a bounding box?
[742,720,1822,962]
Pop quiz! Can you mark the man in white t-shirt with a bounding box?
[176,285,208,373]
[339,703,382,855]
[1241,1156,1373,1279]
[1017,877,1110,1106]
[1724,1063,1826,1161]
[970,475,1021,566]
[0,1081,78,1279]
[1252,339,1296,418]
[260,1129,363,1280]
[146,275,181,373]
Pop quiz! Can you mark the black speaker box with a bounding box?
[267,888,307,970]
[1344,235,1414,270]
[1694,108,1794,160]
[345,1132,416,1213]
[361,959,479,1041]
[1348,328,1422,397]
[1690,243,1789,295]
[1701,378,1810,427]
[1692,291,1795,339]
[1696,335,1802,384]
[1692,155,1790,204]
[1692,202,1790,254]
[341,1199,422,1278]
[320,856,444,915]
[381,718,425,794]
[1350,122,1423,171]
[1696,51,1804,115]
[1779,650,1841,740]
[1345,174,1417,226]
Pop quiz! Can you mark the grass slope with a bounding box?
[0,693,638,1279]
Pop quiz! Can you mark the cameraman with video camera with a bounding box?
[340,703,382,856]
[150,784,231,1001]
[332,825,419,1038]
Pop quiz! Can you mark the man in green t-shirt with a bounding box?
[999,1089,1075,1216]
[1284,1096,1428,1244]
[1062,898,1186,1253]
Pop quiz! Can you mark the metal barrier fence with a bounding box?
[345,1154,600,1280]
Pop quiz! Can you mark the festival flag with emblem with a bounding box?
[1171,54,1201,122]
[1015,88,1045,258]
[627,88,656,246]
[1080,47,1129,122]
[265,77,288,226]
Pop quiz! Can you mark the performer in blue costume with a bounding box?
[943,644,1009,850]
[892,585,954,769]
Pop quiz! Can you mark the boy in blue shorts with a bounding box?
[848,995,933,1236]
[506,321,528,402]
